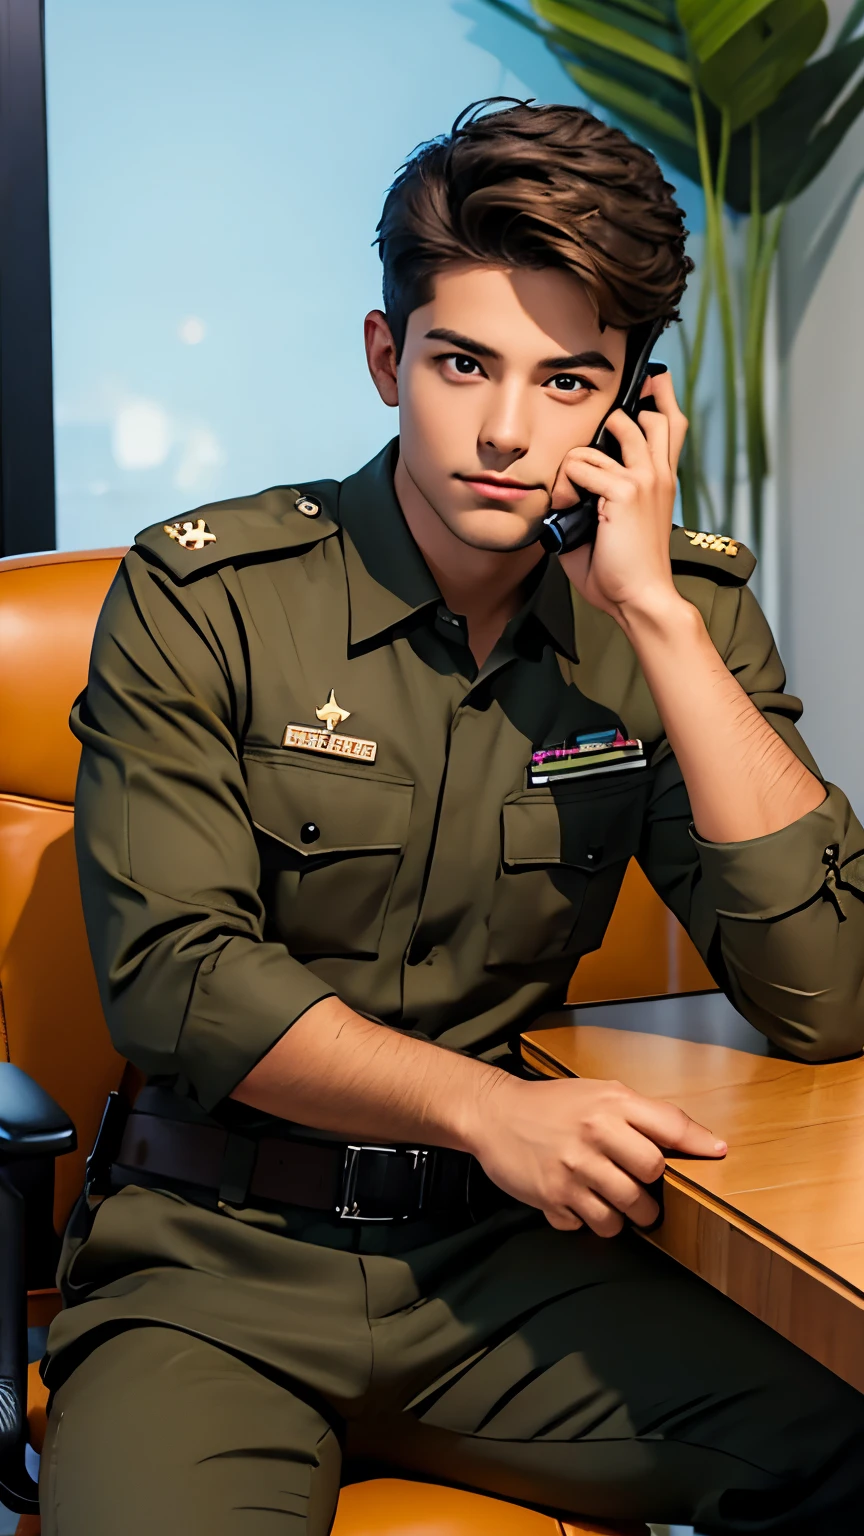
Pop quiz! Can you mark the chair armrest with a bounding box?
[0,1065,74,1510]
[0,1062,72,1505]
[0,1063,76,1160]
[0,1167,37,1512]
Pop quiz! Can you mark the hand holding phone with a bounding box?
[539,317,667,556]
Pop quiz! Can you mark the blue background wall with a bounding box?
[45,0,701,550]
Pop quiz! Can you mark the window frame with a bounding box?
[0,0,55,556]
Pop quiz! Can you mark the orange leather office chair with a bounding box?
[0,547,711,1535]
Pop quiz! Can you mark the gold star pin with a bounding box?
[164,518,216,551]
[315,688,351,733]
[684,530,738,557]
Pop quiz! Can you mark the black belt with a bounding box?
[108,1109,509,1224]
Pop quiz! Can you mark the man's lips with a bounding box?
[455,474,544,503]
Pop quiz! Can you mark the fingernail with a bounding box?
[714,1140,727,1154]
[646,361,668,376]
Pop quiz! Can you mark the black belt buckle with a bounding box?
[337,1143,431,1222]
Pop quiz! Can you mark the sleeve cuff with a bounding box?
[690,782,864,921]
[177,936,337,1112]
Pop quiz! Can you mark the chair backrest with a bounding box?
[567,858,714,1005]
[0,549,127,1230]
[0,545,714,1234]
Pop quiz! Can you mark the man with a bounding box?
[42,101,864,1534]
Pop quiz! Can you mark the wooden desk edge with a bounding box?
[521,1036,864,1393]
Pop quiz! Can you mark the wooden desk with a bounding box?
[522,996,864,1393]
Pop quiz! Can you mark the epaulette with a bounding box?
[131,480,340,582]
[669,524,756,585]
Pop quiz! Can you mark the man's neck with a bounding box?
[394,454,544,668]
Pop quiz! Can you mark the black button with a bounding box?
[435,604,465,636]
[300,822,320,844]
[585,845,603,866]
[295,495,321,518]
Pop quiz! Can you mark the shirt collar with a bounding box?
[525,555,579,663]
[338,440,440,646]
[337,439,579,663]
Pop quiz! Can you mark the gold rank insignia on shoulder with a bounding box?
[684,529,738,557]
[164,518,216,551]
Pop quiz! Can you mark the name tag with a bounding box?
[282,723,378,763]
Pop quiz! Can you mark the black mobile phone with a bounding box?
[538,316,667,556]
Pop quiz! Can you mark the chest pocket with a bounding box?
[243,749,413,958]
[486,775,649,967]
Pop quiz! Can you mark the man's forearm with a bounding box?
[229,995,725,1233]
[618,593,825,844]
[231,995,506,1148]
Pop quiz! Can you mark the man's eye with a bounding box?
[449,354,481,375]
[548,373,593,393]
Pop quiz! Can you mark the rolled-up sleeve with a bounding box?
[71,552,334,1111]
[639,582,864,1062]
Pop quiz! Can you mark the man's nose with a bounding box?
[480,384,530,457]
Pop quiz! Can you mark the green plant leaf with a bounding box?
[540,22,703,176]
[562,61,697,143]
[540,0,687,56]
[782,71,864,199]
[606,0,676,22]
[522,0,715,186]
[833,0,864,49]
[725,35,864,209]
[691,0,828,129]
[546,29,696,118]
[532,0,693,82]
[676,0,776,63]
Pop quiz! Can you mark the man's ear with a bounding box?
[364,310,399,407]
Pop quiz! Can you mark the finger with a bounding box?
[579,1158,660,1228]
[603,408,653,470]
[544,1206,584,1232]
[625,1095,727,1159]
[551,456,628,512]
[550,445,627,509]
[637,406,672,477]
[567,1188,627,1239]
[590,1123,667,1186]
[643,369,688,475]
[668,410,688,478]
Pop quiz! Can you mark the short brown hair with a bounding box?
[376,99,692,357]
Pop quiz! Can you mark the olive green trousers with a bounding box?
[40,1218,864,1535]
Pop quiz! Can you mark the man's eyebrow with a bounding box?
[424,330,616,374]
[424,328,500,359]
[539,349,615,372]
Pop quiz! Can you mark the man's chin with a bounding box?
[440,505,545,554]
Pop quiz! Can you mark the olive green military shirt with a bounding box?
[71,441,864,1119]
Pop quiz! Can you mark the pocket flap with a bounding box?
[503,781,646,872]
[244,753,413,857]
